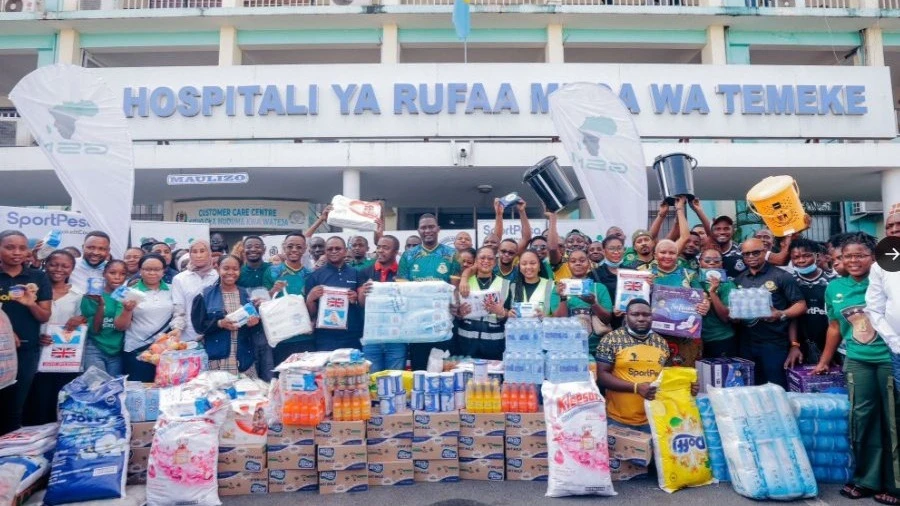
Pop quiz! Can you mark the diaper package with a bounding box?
[645,368,713,493]
[696,395,730,482]
[362,282,454,345]
[708,384,817,500]
[541,380,616,498]
[326,195,382,232]
[259,293,313,347]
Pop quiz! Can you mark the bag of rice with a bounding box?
[645,367,714,493]
[541,380,616,497]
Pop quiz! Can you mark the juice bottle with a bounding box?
[465,379,473,413]
[469,382,480,414]
[501,384,510,413]
[281,395,293,424]
[298,393,310,426]
[506,383,517,413]
[333,391,344,421]
[362,390,371,420]
[490,380,501,413]
[316,390,326,425]
[351,390,362,421]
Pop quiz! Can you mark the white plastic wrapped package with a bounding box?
[787,392,853,484]
[362,282,454,345]
[696,395,730,482]
[44,367,131,506]
[325,195,381,231]
[0,308,17,390]
[259,293,313,347]
[0,423,58,450]
[541,380,616,498]
[0,437,56,458]
[0,463,26,505]
[147,405,228,506]
[460,289,501,319]
[708,384,817,500]
[0,456,49,494]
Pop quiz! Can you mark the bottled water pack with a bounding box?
[541,318,588,353]
[502,350,545,384]
[728,287,774,320]
[504,319,543,352]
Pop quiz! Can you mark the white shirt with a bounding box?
[865,263,900,354]
[39,290,83,335]
[69,259,107,295]
[171,269,219,342]
[125,283,175,353]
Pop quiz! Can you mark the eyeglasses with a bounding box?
[605,247,624,252]
[499,249,517,256]
[842,254,872,262]
[531,245,548,251]
[741,250,765,258]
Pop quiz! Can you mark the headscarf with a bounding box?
[187,240,214,276]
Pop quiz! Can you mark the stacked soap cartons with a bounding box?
[367,413,414,487]
[504,412,547,481]
[413,413,460,483]
[125,382,160,485]
[459,412,505,481]
[218,398,269,497]
[267,423,318,494]
[316,420,368,494]
[606,424,652,481]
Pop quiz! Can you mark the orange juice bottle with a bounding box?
[362,390,372,420]
[490,380,501,413]
[333,391,344,421]
[350,390,362,421]
[526,384,538,413]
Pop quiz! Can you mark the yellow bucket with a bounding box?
[746,176,809,237]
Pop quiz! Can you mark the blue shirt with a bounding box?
[305,263,365,340]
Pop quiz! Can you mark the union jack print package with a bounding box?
[38,324,87,373]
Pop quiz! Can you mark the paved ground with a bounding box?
[223,480,853,505]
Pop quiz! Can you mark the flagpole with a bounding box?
[464,38,468,64]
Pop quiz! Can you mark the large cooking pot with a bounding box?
[653,153,698,204]
[523,156,580,212]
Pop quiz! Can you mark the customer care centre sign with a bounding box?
[173,200,311,230]
[97,64,897,140]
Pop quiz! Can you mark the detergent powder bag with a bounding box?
[645,367,714,493]
[541,380,616,498]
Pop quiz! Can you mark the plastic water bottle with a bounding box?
[36,230,62,260]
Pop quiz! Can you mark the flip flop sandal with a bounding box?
[839,484,874,499]
[875,493,900,505]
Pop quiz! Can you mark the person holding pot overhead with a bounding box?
[551,249,613,352]
[192,255,258,377]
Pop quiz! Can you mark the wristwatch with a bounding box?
[779,311,788,321]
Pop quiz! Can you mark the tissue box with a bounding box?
[217,471,268,496]
[315,420,365,446]
[414,412,460,437]
[218,444,267,473]
[367,413,414,439]
[504,435,547,459]
[316,444,367,471]
[459,458,505,481]
[504,413,545,437]
[267,423,315,446]
[458,436,504,460]
[318,470,369,494]
[505,458,548,481]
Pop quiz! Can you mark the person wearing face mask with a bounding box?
[591,235,626,329]
[789,238,837,365]
[596,299,699,433]
[551,249,613,352]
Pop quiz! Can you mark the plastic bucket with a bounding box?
[523,156,580,212]
[746,175,809,237]
[653,153,697,204]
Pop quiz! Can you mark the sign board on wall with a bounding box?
[476,219,609,247]
[173,200,310,230]
[0,206,93,249]
[130,220,210,251]
[97,64,898,140]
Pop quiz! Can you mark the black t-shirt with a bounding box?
[0,267,52,350]
[792,269,837,351]
[722,243,747,279]
[591,264,623,329]
[733,263,805,345]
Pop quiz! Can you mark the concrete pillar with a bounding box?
[882,169,900,218]
[701,26,727,65]
[219,26,242,66]
[343,169,361,200]
[381,23,400,64]
[56,29,81,65]
[862,26,884,66]
[546,24,564,64]
[163,200,175,221]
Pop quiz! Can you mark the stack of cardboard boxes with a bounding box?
[125,382,161,486]
[266,423,317,493]
[412,413,460,483]
[315,420,368,494]
[367,414,414,487]
[458,412,505,481]
[504,413,548,481]
[607,425,652,481]
[217,407,270,496]
[128,421,155,485]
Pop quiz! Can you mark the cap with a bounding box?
[632,229,652,244]
[712,215,734,226]
[140,238,159,249]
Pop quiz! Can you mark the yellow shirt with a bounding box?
[595,328,670,426]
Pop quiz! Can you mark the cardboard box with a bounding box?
[367,460,415,486]
[315,420,365,446]
[504,413,545,437]
[316,444,368,471]
[788,365,846,393]
[459,458,505,481]
[220,408,269,446]
[606,425,652,467]
[367,413,414,439]
[125,382,160,422]
[12,476,47,506]
[218,444,267,473]
[609,458,649,481]
[268,444,317,471]
[505,457,549,481]
[413,459,460,483]
[130,421,156,448]
[459,412,506,437]
[412,436,459,460]
[267,423,316,446]
[504,435,548,459]
[696,358,756,393]
[413,412,460,437]
[268,469,319,493]
[458,436,504,460]
[318,470,369,494]
[217,471,269,496]
[366,437,413,462]
[128,447,151,475]
[126,471,147,486]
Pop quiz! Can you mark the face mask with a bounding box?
[625,323,650,337]
[795,263,817,276]
[604,259,622,268]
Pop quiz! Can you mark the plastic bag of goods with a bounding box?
[541,380,616,497]
[326,195,382,231]
[0,456,49,495]
[0,463,26,506]
[708,384,817,500]
[155,347,209,387]
[43,367,131,506]
[696,395,729,482]
[0,308,17,390]
[787,392,853,484]
[645,368,714,493]
[137,331,189,365]
[147,404,228,506]
[259,293,313,347]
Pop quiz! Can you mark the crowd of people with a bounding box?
[1,198,899,502]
